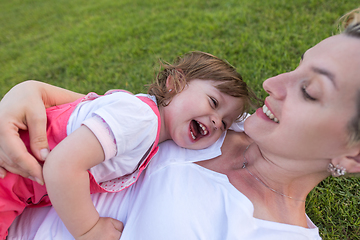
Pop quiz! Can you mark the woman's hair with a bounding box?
[147,51,261,120]
[339,8,360,37]
[339,8,360,145]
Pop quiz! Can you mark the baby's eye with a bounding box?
[222,120,227,130]
[210,97,218,108]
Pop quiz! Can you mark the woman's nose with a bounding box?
[262,72,288,100]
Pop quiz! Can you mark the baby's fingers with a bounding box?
[77,217,123,240]
[111,218,124,232]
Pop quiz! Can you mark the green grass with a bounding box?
[1,0,360,238]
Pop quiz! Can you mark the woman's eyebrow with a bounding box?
[311,66,338,90]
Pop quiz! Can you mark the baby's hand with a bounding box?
[77,217,123,240]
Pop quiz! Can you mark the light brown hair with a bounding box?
[148,51,260,120]
[339,8,360,145]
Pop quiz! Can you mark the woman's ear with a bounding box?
[345,153,360,173]
[333,148,360,174]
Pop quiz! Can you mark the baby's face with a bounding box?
[162,79,243,150]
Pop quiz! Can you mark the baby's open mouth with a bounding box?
[190,120,209,140]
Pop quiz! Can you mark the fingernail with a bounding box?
[36,177,44,185]
[29,176,44,185]
[40,148,49,160]
[0,174,4,179]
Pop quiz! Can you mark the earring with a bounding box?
[327,163,346,177]
[169,89,173,93]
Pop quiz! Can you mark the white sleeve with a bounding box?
[85,93,159,183]
[229,113,251,132]
[82,115,117,161]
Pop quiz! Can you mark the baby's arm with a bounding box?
[43,125,122,239]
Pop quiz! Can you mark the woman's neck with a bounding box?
[214,131,327,227]
[245,143,328,202]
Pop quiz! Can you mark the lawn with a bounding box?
[1,0,360,238]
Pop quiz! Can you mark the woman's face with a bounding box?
[245,34,360,162]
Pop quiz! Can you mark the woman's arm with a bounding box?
[43,125,122,239]
[0,80,84,184]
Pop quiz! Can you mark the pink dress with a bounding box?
[0,91,161,239]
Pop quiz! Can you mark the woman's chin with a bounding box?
[243,114,263,136]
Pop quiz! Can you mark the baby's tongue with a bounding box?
[190,120,199,138]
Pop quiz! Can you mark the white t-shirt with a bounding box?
[67,92,158,187]
[8,130,321,240]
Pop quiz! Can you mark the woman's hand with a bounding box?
[0,80,84,184]
[77,217,123,240]
[0,81,49,184]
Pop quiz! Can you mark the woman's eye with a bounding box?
[302,85,316,101]
[210,97,218,107]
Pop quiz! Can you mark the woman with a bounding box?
[2,8,360,239]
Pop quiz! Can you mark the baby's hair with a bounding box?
[148,51,260,120]
[338,7,360,145]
